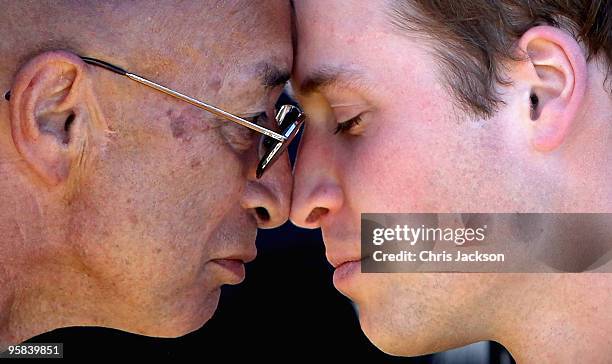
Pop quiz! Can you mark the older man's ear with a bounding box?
[7,50,105,186]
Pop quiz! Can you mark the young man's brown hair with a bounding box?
[389,0,611,117]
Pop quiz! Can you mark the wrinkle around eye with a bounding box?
[218,119,258,153]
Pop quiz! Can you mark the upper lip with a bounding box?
[321,226,362,269]
[211,249,257,264]
[328,255,362,269]
[325,240,362,268]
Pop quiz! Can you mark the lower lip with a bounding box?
[332,260,361,290]
[211,259,246,284]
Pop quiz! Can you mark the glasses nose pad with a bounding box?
[256,105,305,179]
[256,137,284,179]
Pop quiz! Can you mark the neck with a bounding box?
[498,274,612,363]
[0,252,134,351]
[0,265,17,351]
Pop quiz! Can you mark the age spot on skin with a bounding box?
[190,158,202,169]
[208,76,223,93]
[167,108,216,142]
[169,112,191,142]
[128,214,139,225]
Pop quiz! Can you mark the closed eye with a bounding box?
[220,112,270,152]
[334,114,362,134]
[245,112,270,126]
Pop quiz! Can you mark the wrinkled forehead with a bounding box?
[108,0,293,103]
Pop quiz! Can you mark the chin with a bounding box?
[140,288,221,338]
[359,313,412,357]
[357,303,456,358]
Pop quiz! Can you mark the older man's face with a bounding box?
[62,1,293,336]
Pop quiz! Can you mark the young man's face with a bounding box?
[289,0,596,355]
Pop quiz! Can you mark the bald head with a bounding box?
[0,1,280,81]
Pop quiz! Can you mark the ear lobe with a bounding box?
[8,51,89,186]
[517,26,587,152]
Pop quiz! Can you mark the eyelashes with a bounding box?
[334,114,362,135]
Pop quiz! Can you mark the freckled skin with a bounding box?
[190,158,202,169]
[208,76,223,94]
[128,214,138,225]
[167,107,219,142]
[0,0,293,347]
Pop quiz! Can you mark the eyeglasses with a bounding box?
[4,56,304,179]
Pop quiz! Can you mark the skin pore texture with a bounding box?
[289,1,612,362]
[0,0,293,348]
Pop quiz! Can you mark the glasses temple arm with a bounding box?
[80,57,286,142]
[81,57,128,76]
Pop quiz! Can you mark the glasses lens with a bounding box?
[256,105,304,178]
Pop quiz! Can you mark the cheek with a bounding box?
[340,88,513,213]
[130,141,244,270]
[134,138,239,219]
[75,121,246,296]
[341,103,465,212]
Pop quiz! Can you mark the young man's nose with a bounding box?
[290,124,344,229]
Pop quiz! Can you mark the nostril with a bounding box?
[306,207,329,224]
[255,207,271,223]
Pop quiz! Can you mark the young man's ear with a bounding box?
[515,25,587,152]
[8,50,95,186]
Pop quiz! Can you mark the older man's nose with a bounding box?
[242,153,293,229]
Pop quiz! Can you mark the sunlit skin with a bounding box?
[0,0,292,348]
[290,1,612,362]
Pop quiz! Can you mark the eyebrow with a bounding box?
[296,66,371,96]
[297,66,365,95]
[258,62,291,88]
